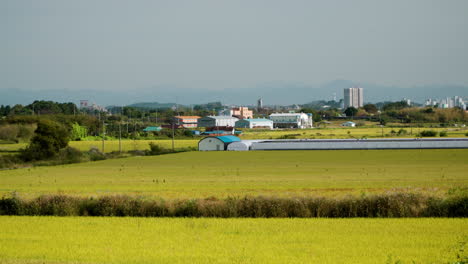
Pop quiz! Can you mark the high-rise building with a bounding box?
[343,87,364,109]
[257,98,263,110]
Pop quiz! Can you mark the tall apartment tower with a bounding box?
[343,87,364,109]
[257,98,263,111]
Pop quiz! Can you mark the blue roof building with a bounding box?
[143,126,162,132]
[198,136,241,151]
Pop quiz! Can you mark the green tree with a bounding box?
[21,120,70,161]
[363,104,378,114]
[344,107,358,117]
[70,123,87,140]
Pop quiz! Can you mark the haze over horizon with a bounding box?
[1,0,468,106]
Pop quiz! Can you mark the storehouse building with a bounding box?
[235,119,273,129]
[198,136,241,151]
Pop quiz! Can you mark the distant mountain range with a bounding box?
[1,80,467,107]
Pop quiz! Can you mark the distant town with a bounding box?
[1,87,466,135]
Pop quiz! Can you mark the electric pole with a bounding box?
[102,121,105,153]
[119,122,122,154]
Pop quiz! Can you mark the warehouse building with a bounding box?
[249,138,468,150]
[227,140,262,151]
[269,113,313,129]
[197,116,239,128]
[198,136,241,151]
[235,119,273,129]
[202,137,468,151]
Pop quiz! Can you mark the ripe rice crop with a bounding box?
[1,149,466,199]
[0,216,466,263]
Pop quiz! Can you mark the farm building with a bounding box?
[142,126,162,132]
[227,140,262,151]
[198,136,241,151]
[235,119,273,129]
[342,121,356,127]
[201,137,468,151]
[249,138,468,150]
[269,113,313,129]
[173,116,201,128]
[197,116,239,128]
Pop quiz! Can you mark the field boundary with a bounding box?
[1,193,466,218]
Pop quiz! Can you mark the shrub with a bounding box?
[0,155,21,169]
[419,130,438,137]
[21,120,69,161]
[439,131,448,137]
[146,142,172,155]
[1,193,466,218]
[57,147,84,164]
[356,121,366,127]
[86,147,106,161]
[0,125,20,142]
[278,134,299,139]
[465,132,468,137]
[397,129,407,136]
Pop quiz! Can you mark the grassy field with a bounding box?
[1,149,466,199]
[0,126,466,154]
[0,216,466,264]
[0,140,199,154]
[240,126,468,139]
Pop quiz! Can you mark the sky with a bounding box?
[1,0,468,104]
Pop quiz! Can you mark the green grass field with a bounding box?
[0,217,465,264]
[1,149,466,199]
[240,126,468,139]
[0,139,198,154]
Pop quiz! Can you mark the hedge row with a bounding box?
[0,193,466,218]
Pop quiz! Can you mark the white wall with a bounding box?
[250,139,468,150]
[198,138,225,151]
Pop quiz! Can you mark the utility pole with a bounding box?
[119,122,122,154]
[171,121,175,152]
[102,121,105,153]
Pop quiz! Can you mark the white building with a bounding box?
[341,121,356,127]
[269,113,313,129]
[235,119,273,129]
[248,138,468,151]
[425,96,466,110]
[344,87,364,109]
[197,116,239,127]
[198,136,241,151]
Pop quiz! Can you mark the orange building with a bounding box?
[173,116,201,128]
[231,107,253,119]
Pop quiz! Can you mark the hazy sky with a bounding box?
[1,0,468,93]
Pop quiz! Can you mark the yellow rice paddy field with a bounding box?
[0,217,466,264]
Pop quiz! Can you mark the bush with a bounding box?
[397,129,407,136]
[1,193,466,218]
[57,147,84,164]
[419,130,438,137]
[0,124,36,143]
[21,120,69,161]
[86,147,106,161]
[146,142,172,155]
[439,131,448,137]
[278,134,300,139]
[355,121,366,127]
[0,155,21,169]
[0,125,19,142]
